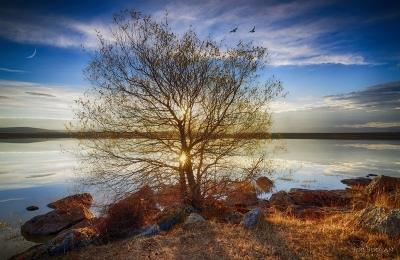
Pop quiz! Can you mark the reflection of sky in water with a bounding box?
[0,138,399,258]
[0,139,77,191]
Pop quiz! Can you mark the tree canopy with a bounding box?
[73,9,285,208]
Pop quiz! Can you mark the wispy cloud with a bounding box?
[0,0,387,66]
[323,81,400,111]
[25,92,56,98]
[0,68,27,73]
[26,173,58,178]
[338,122,400,128]
[336,143,400,150]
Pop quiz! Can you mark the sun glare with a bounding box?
[179,153,187,164]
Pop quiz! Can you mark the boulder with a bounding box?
[184,213,206,227]
[341,177,372,188]
[26,206,39,211]
[288,188,351,208]
[352,206,400,238]
[47,193,93,209]
[256,176,273,192]
[15,226,99,259]
[269,190,295,211]
[226,190,258,207]
[363,175,400,200]
[240,207,262,228]
[135,225,160,238]
[154,203,195,231]
[21,205,95,236]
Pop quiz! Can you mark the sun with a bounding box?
[179,153,187,164]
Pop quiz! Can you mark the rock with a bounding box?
[288,188,351,208]
[366,174,378,178]
[363,175,400,200]
[226,181,258,207]
[15,226,99,259]
[26,206,39,211]
[135,225,160,238]
[47,193,93,209]
[154,203,195,231]
[226,190,258,207]
[269,190,295,211]
[341,177,372,188]
[256,176,273,192]
[224,210,244,224]
[184,213,206,227]
[240,207,262,228]
[352,206,400,238]
[21,205,95,236]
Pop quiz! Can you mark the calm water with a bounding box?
[0,138,399,258]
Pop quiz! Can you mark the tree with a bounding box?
[73,9,285,209]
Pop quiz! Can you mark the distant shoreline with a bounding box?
[1,132,400,140]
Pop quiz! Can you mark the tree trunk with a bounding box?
[184,159,203,209]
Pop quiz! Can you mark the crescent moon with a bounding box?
[26,48,36,59]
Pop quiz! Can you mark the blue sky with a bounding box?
[0,0,399,132]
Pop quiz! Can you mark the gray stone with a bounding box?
[352,206,400,238]
[15,226,99,260]
[136,225,160,237]
[184,213,206,227]
[240,207,262,228]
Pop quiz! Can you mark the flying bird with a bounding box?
[230,27,238,33]
[249,26,255,33]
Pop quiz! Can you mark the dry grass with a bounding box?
[56,207,400,260]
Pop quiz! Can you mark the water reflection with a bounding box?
[0,138,399,259]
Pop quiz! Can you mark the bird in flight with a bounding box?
[230,27,238,33]
[249,26,255,33]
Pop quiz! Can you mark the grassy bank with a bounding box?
[55,209,399,260]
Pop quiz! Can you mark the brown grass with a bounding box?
[55,207,400,260]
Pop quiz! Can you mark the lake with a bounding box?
[1,138,399,258]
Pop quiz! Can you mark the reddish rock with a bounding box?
[288,188,351,208]
[226,190,258,207]
[21,205,95,236]
[256,176,273,192]
[363,175,400,200]
[269,190,295,211]
[47,193,93,209]
[341,177,372,188]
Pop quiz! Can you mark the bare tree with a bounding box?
[73,10,285,208]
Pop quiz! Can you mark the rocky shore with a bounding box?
[11,175,400,259]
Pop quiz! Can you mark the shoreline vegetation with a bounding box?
[1,128,400,140]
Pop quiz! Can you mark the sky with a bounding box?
[0,0,399,132]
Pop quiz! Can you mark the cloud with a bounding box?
[25,173,57,178]
[338,122,400,128]
[335,143,400,150]
[0,0,382,66]
[323,81,400,111]
[25,92,56,97]
[0,67,27,73]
